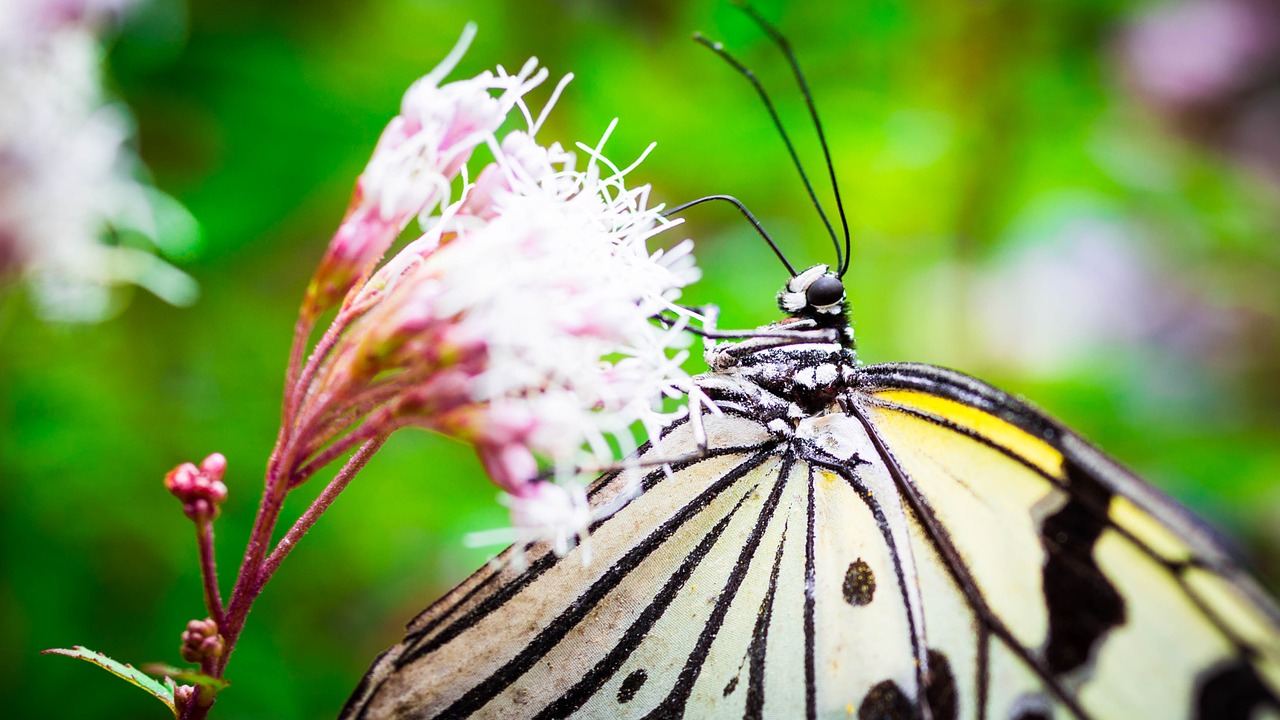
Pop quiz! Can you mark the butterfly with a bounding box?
[340,9,1280,720]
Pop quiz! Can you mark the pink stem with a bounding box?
[195,518,224,628]
[290,412,407,487]
[282,313,315,416]
[212,449,290,678]
[262,437,386,582]
[286,301,369,430]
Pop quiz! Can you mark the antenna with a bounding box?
[732,2,852,277]
[692,34,844,277]
[665,195,797,277]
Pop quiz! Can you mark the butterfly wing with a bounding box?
[854,362,1280,719]
[340,411,941,718]
[340,413,805,719]
[341,362,1280,719]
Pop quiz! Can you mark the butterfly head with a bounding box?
[778,265,845,316]
[777,264,853,346]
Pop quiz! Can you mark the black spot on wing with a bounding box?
[617,669,647,704]
[857,680,917,720]
[925,649,958,720]
[723,676,738,697]
[1040,458,1126,676]
[1195,660,1280,719]
[843,558,876,606]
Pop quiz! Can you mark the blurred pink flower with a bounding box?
[1121,0,1280,185]
[0,0,198,321]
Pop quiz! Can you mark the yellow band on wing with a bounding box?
[870,389,1064,480]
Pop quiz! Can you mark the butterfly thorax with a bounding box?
[700,264,857,416]
[704,314,857,418]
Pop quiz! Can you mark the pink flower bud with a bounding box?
[301,29,546,320]
[282,28,705,532]
[173,685,196,714]
[477,442,540,493]
[179,618,223,664]
[303,207,398,318]
[164,455,229,522]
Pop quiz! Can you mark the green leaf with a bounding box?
[43,646,177,716]
[143,663,231,696]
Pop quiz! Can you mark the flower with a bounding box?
[0,0,198,321]
[1119,0,1280,185]
[164,453,229,522]
[179,618,224,664]
[303,23,551,319]
[283,29,705,554]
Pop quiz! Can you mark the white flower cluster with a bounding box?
[0,0,196,321]
[313,26,706,553]
[440,121,701,480]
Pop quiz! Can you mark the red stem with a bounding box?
[286,304,364,431]
[262,437,385,581]
[195,519,224,628]
[290,412,406,487]
[282,313,314,417]
[211,450,290,678]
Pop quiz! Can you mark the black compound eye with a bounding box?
[805,275,845,307]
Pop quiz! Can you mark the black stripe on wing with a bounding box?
[628,452,799,720]
[863,383,1278,672]
[802,451,971,720]
[855,362,1280,718]
[803,462,818,720]
[857,362,1242,571]
[394,442,779,666]
[356,446,780,718]
[528,453,794,719]
[745,509,792,719]
[846,400,1095,720]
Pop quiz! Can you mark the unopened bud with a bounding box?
[164,454,228,522]
[179,618,223,664]
[174,685,197,714]
[303,207,398,319]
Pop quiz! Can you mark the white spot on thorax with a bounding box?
[766,419,792,437]
[795,367,817,388]
[815,363,838,384]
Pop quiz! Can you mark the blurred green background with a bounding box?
[3,0,1280,717]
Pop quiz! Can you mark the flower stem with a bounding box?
[195,519,224,628]
[290,414,405,488]
[283,314,314,410]
[213,452,290,677]
[286,306,357,430]
[263,437,385,581]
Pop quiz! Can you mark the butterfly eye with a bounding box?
[806,275,844,308]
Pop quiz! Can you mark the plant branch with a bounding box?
[263,437,386,582]
[212,449,291,677]
[290,412,408,487]
[195,519,224,628]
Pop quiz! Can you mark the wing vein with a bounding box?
[847,400,1097,720]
